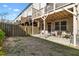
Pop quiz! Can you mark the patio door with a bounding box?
[48,23,51,33]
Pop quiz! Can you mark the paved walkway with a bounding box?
[33,34,71,46]
[3,36,79,56]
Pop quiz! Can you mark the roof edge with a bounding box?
[14,3,32,21]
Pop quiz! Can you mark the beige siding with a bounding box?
[45,17,73,33]
[26,26,39,35]
[15,3,74,35]
[32,3,46,19]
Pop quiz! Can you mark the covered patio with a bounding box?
[32,4,79,47]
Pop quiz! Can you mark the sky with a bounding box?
[0,3,30,21]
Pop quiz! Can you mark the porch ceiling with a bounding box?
[34,8,73,23]
[46,10,73,22]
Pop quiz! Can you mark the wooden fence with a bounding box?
[0,22,27,36]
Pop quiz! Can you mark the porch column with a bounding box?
[53,3,56,11]
[77,4,79,36]
[59,22,61,32]
[41,16,47,35]
[38,20,39,28]
[32,19,34,35]
[43,18,45,34]
[51,22,52,33]
[73,6,77,46]
[25,23,26,32]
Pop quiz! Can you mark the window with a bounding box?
[33,22,37,26]
[55,22,60,30]
[55,21,67,31]
[25,22,29,26]
[25,21,37,26]
[21,23,25,26]
[61,21,66,31]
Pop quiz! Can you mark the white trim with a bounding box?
[56,3,73,10]
[53,3,56,11]
[64,8,74,15]
[41,15,48,36]
[43,19,45,33]
[51,22,53,33]
[46,4,73,13]
[73,6,77,46]
[32,19,34,35]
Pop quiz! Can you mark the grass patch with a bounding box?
[0,29,5,45]
[0,49,6,56]
[0,29,6,56]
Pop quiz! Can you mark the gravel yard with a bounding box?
[3,36,79,56]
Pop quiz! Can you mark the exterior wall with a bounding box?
[26,26,32,35]
[19,25,26,31]
[45,17,73,33]
[33,26,40,34]
[21,5,32,17]
[45,3,54,13]
[38,16,73,34]
[32,3,40,19]
[15,3,74,35]
[19,17,73,35]
[32,3,40,10]
[22,10,28,17]
[32,3,46,19]
[27,6,32,16]
[67,17,73,33]
[40,3,46,14]
[26,26,39,35]
[16,4,40,35]
[40,3,46,9]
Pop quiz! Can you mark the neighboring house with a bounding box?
[15,3,79,46]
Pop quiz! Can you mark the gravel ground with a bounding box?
[3,36,79,56]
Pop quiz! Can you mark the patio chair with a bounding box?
[51,31,58,36]
[41,30,44,34]
[54,31,58,36]
[40,30,50,37]
[40,30,44,37]
[61,31,71,39]
[51,31,55,36]
[44,30,49,37]
[61,31,67,37]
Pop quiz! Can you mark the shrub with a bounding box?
[0,50,6,56]
[63,35,71,39]
[0,29,6,55]
[0,29,5,44]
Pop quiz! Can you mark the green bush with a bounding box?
[0,50,6,56]
[63,35,71,39]
[0,29,6,55]
[0,29,5,44]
